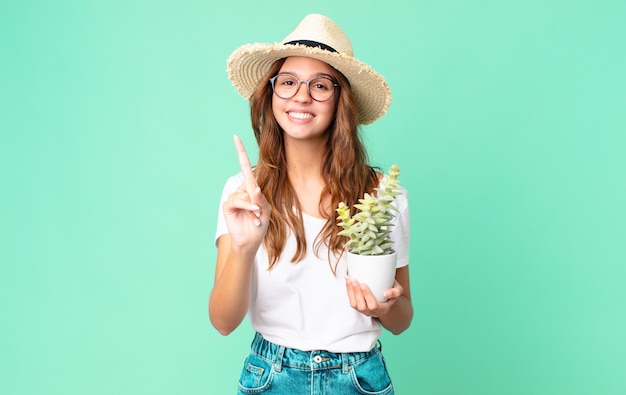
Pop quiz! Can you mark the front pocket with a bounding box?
[349,352,394,394]
[238,354,274,394]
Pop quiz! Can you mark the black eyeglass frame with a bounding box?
[269,73,340,102]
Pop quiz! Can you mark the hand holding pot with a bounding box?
[345,277,404,317]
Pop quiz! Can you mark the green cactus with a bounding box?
[336,164,401,255]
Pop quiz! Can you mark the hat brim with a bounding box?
[227,43,391,125]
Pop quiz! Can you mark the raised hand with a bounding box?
[222,135,271,250]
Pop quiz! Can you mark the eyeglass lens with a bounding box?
[271,74,336,102]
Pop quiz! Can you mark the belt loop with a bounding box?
[376,339,383,352]
[273,345,285,372]
[252,332,262,350]
[341,352,349,374]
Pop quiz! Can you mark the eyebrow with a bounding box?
[279,71,334,80]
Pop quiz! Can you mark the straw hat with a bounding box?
[227,14,391,125]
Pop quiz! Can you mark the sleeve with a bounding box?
[214,172,245,247]
[390,187,411,268]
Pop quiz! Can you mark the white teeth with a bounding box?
[289,112,313,119]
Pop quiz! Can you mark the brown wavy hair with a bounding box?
[249,58,379,272]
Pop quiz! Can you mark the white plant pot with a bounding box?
[346,251,397,302]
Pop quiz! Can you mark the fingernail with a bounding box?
[254,218,261,227]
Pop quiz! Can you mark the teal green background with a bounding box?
[2,0,625,394]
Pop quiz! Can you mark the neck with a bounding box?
[284,136,329,217]
[284,136,326,180]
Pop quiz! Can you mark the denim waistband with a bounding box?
[250,332,381,373]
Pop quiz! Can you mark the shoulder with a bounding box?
[374,170,409,210]
[394,185,409,212]
[225,171,245,184]
[218,172,245,197]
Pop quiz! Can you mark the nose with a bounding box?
[292,80,312,102]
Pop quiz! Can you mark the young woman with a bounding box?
[209,14,412,395]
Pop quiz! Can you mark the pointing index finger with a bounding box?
[233,135,255,181]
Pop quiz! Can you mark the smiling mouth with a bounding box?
[288,111,314,120]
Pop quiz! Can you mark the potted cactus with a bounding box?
[336,164,401,301]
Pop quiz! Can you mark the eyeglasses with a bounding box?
[269,73,339,102]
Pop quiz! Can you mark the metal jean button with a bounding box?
[313,355,323,363]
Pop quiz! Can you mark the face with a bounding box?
[271,56,338,142]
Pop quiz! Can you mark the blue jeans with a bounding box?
[236,333,394,395]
